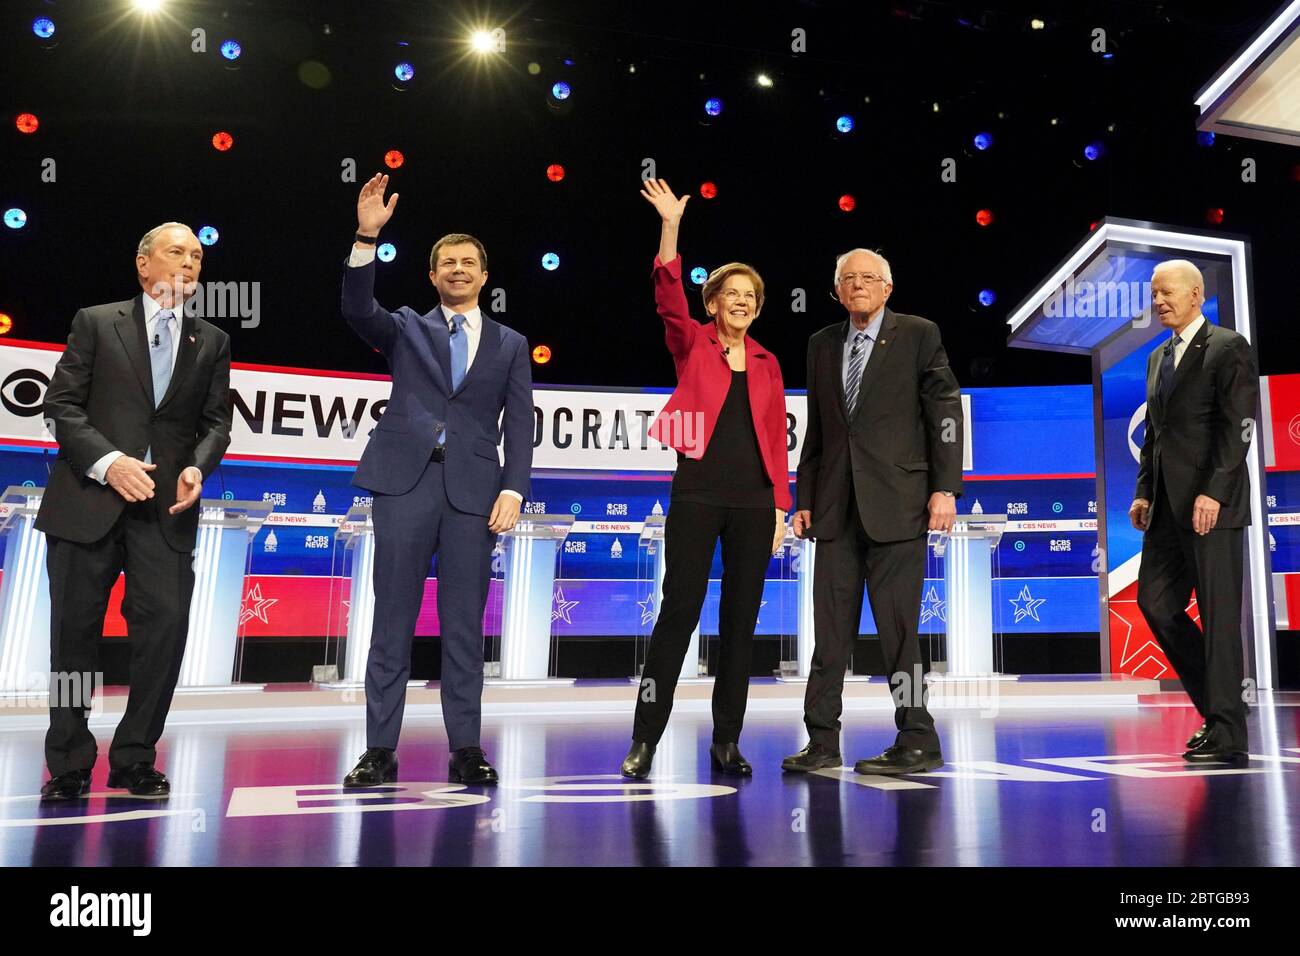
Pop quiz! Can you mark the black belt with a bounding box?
[430,446,446,462]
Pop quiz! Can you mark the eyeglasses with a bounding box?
[837,272,887,286]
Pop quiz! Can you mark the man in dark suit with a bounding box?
[784,248,963,776]
[36,222,232,800]
[1130,259,1258,763]
[340,174,533,788]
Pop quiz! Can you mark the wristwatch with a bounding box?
[937,490,955,497]
[355,232,379,245]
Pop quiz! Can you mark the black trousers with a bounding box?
[1136,475,1247,751]
[632,501,775,746]
[804,506,938,752]
[44,500,195,776]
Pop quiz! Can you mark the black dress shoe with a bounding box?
[621,741,656,779]
[854,745,943,776]
[710,742,753,776]
[40,769,91,802]
[1183,745,1247,764]
[343,748,398,788]
[106,762,170,797]
[781,743,842,773]
[1186,722,1209,749]
[449,746,498,785]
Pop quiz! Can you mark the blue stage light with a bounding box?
[197,226,219,246]
[541,252,560,271]
[1196,131,1215,147]
[32,18,55,39]
[690,267,707,285]
[836,115,854,133]
[978,289,997,307]
[221,40,242,61]
[1083,141,1105,161]
[394,62,415,82]
[377,243,397,262]
[974,131,993,150]
[4,209,27,229]
[551,81,571,100]
[704,97,723,116]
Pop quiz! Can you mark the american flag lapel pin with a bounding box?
[188,334,196,343]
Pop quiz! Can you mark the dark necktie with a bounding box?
[1157,337,1177,404]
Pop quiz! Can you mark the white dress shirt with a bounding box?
[86,294,186,485]
[1170,314,1205,369]
[348,245,521,503]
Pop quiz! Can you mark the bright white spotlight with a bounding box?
[133,0,165,12]
[756,73,773,88]
[470,29,502,53]
[1030,18,1046,30]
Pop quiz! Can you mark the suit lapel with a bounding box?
[157,310,200,410]
[115,296,154,403]
[422,305,453,395]
[849,309,897,427]
[1166,320,1210,404]
[831,321,851,425]
[1146,344,1163,420]
[454,314,501,397]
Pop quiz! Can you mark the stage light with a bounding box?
[16,113,39,134]
[705,97,723,116]
[395,62,415,82]
[1196,131,1216,147]
[4,209,28,229]
[978,289,997,307]
[551,81,571,100]
[836,115,855,133]
[546,164,565,182]
[470,31,497,53]
[974,131,993,150]
[976,208,994,226]
[532,345,552,364]
[384,149,404,169]
[0,313,11,336]
[212,131,234,151]
[690,267,707,285]
[527,62,541,75]
[700,181,717,199]
[1205,207,1225,225]
[377,243,397,262]
[838,194,856,212]
[133,0,164,12]
[221,40,242,61]
[756,74,773,88]
[32,17,55,39]
[197,226,219,246]
[1083,140,1105,160]
[542,252,560,271]
[1030,18,1046,30]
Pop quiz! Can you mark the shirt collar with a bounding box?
[1174,314,1205,346]
[142,292,180,326]
[848,307,885,342]
[442,304,482,330]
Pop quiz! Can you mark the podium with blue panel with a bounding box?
[1005,217,1276,686]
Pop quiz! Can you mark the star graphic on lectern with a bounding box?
[551,585,579,625]
[239,582,279,625]
[637,593,656,626]
[1008,585,1046,623]
[919,585,947,625]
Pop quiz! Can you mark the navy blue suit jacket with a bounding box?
[341,259,533,515]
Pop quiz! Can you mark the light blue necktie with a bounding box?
[844,329,867,416]
[437,313,469,446]
[145,310,174,463]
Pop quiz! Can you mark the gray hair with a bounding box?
[1152,258,1204,293]
[834,247,893,287]
[137,222,194,257]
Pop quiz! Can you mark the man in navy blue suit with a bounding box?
[341,173,533,786]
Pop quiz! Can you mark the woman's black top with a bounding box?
[670,370,774,509]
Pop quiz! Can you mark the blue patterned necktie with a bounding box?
[1157,336,1177,404]
[145,310,174,464]
[449,313,468,390]
[844,330,868,416]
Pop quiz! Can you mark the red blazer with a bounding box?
[647,255,793,512]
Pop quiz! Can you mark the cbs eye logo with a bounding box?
[1,368,50,417]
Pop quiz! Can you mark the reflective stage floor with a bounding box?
[2,683,1298,867]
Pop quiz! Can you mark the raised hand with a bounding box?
[357,173,399,235]
[639,178,690,223]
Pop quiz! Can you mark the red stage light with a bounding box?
[16,113,39,134]
[1089,221,1100,231]
[0,313,12,336]
[700,181,718,199]
[212,131,234,151]
[1205,207,1225,225]
[546,164,565,182]
[532,345,552,364]
[384,150,404,169]
[838,194,856,212]
[975,208,994,226]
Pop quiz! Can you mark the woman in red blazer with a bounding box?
[621,179,792,779]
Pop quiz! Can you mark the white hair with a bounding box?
[137,221,193,257]
[1152,258,1204,293]
[834,248,893,286]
